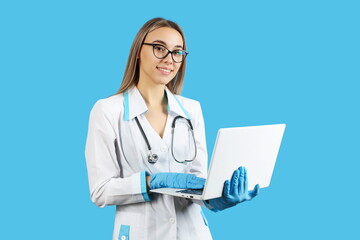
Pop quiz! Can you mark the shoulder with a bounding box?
[174,94,199,105]
[90,93,124,120]
[175,94,201,108]
[174,94,203,118]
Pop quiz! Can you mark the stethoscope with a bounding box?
[134,115,197,164]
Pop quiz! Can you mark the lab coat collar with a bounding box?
[123,86,191,121]
[165,87,191,120]
[123,87,148,121]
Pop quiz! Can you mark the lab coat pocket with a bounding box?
[118,225,130,240]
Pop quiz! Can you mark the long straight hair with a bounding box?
[115,18,187,95]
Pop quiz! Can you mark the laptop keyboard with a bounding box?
[176,189,204,195]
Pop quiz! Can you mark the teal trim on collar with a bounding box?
[164,90,171,113]
[126,87,190,120]
[165,87,191,119]
[123,90,129,121]
[173,95,191,120]
[124,87,148,120]
[140,171,151,202]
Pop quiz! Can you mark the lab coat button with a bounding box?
[170,218,175,224]
[160,146,167,152]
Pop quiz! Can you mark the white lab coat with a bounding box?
[85,86,213,240]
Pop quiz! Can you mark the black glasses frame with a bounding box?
[142,43,188,63]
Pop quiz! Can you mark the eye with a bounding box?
[154,45,166,52]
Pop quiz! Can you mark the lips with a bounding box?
[157,67,173,74]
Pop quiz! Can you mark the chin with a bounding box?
[156,76,174,85]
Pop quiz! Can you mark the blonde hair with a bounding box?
[115,17,187,95]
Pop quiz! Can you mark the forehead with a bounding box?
[144,27,184,48]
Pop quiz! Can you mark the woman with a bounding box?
[85,17,259,240]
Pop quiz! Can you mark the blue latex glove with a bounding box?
[150,173,205,190]
[207,166,259,211]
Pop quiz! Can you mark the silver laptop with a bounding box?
[150,124,286,200]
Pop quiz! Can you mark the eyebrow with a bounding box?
[152,40,183,49]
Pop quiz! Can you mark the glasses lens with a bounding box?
[172,50,187,63]
[153,45,168,59]
[152,44,187,63]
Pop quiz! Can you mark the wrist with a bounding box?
[204,200,219,212]
[146,176,151,189]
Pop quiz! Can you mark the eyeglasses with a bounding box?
[142,43,188,63]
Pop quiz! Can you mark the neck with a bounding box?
[137,81,166,107]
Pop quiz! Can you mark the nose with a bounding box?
[162,52,173,64]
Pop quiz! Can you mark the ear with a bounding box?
[137,48,142,60]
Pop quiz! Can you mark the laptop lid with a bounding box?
[202,124,286,200]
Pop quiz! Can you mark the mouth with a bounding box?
[156,67,173,75]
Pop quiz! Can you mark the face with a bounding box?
[138,27,184,87]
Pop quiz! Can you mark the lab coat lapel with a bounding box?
[165,87,191,120]
[124,87,148,121]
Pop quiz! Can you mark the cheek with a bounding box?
[139,50,156,66]
[174,62,182,72]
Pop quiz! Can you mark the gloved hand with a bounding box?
[207,166,259,211]
[149,172,205,190]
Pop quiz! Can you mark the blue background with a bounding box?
[1,0,359,239]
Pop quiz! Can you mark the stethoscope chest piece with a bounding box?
[148,152,158,164]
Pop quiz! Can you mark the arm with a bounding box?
[85,100,150,208]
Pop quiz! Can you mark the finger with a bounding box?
[243,167,248,193]
[223,180,231,198]
[238,166,246,194]
[192,177,206,189]
[188,175,206,189]
[230,169,240,195]
[249,184,260,199]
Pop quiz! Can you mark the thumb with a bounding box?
[248,184,260,199]
[187,175,206,189]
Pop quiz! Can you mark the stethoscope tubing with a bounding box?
[135,115,197,164]
[171,116,197,164]
[135,117,152,151]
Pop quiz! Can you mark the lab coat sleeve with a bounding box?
[85,100,151,208]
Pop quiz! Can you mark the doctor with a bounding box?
[85,17,259,240]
